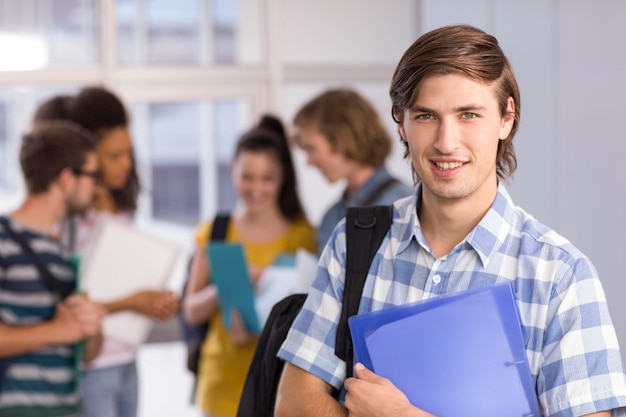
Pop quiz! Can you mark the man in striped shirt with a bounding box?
[276,25,626,417]
[0,121,105,416]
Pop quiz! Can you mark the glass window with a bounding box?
[0,0,99,69]
[147,102,201,225]
[116,0,262,65]
[132,98,248,226]
[214,99,243,212]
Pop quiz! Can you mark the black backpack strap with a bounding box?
[335,205,393,378]
[362,177,400,206]
[210,213,230,241]
[0,216,72,300]
[236,293,308,417]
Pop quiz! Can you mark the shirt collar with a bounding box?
[341,166,392,206]
[465,183,516,267]
[396,182,515,267]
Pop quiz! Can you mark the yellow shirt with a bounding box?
[194,217,316,417]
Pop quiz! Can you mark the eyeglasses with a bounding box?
[72,168,100,183]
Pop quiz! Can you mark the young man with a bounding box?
[292,88,413,251]
[275,25,626,417]
[0,121,106,416]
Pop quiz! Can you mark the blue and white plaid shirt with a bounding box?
[278,183,626,417]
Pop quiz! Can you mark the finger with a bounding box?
[230,308,242,328]
[353,362,381,382]
[343,376,357,391]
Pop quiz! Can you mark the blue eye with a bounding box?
[416,114,432,120]
[461,112,477,119]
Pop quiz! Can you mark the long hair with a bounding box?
[234,115,307,221]
[67,86,140,211]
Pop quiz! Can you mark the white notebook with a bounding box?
[79,217,180,347]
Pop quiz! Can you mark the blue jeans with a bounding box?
[81,362,139,417]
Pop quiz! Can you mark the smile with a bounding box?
[434,161,464,170]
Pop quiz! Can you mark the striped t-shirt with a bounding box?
[0,215,81,417]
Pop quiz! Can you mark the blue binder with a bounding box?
[207,242,261,333]
[348,282,540,417]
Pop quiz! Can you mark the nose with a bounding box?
[122,152,133,171]
[434,118,460,154]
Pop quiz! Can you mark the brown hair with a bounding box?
[389,24,521,182]
[20,121,96,194]
[235,115,307,221]
[292,89,391,167]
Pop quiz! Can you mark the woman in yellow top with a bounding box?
[183,115,316,417]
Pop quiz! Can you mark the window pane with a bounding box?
[0,0,99,69]
[138,99,247,226]
[148,102,201,226]
[116,0,263,65]
[214,100,243,213]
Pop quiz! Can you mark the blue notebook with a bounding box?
[207,242,261,333]
[348,282,540,417]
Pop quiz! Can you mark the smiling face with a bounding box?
[97,126,133,191]
[231,149,283,215]
[398,73,514,208]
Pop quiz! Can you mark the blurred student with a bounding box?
[182,115,316,417]
[291,88,414,251]
[0,121,105,416]
[34,86,179,417]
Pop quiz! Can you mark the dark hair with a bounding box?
[32,95,73,124]
[292,88,391,167]
[35,86,140,211]
[235,115,306,221]
[20,121,96,194]
[389,24,521,182]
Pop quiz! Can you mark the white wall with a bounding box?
[555,0,626,349]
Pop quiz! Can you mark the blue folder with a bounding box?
[207,242,261,333]
[348,282,540,417]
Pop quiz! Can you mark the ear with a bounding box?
[396,112,408,142]
[56,167,75,193]
[499,97,515,140]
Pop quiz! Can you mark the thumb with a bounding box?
[230,308,242,326]
[353,362,380,382]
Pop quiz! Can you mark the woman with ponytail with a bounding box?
[182,115,316,417]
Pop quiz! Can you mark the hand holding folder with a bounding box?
[208,243,318,333]
[207,242,261,333]
[79,217,180,346]
[348,282,540,417]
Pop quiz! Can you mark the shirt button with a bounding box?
[433,275,441,284]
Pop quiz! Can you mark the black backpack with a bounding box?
[178,213,230,375]
[236,205,393,417]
